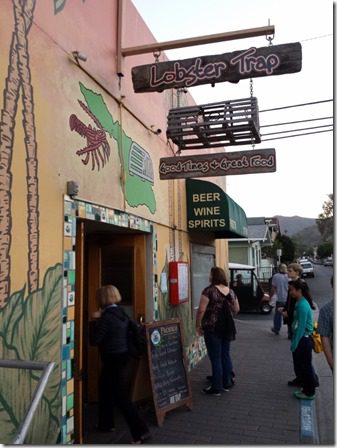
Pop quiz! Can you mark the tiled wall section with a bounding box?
[62,197,154,444]
[152,230,159,321]
[62,199,76,444]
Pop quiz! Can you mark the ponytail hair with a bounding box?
[288,279,316,310]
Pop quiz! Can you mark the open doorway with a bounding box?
[74,219,150,443]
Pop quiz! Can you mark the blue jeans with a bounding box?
[273,301,286,332]
[204,331,233,391]
[292,336,316,396]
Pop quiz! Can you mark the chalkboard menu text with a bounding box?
[145,319,192,425]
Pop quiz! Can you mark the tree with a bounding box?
[279,234,296,263]
[316,194,333,243]
[317,242,333,258]
[270,233,296,264]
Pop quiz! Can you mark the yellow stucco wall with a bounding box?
[0,0,230,444]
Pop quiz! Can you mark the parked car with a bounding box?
[299,260,315,278]
[323,257,333,267]
[228,263,272,314]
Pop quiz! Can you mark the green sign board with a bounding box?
[186,179,248,238]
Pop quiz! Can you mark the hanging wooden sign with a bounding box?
[159,148,276,180]
[132,42,301,93]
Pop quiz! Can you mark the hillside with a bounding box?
[292,224,323,246]
[275,215,316,236]
[273,215,323,248]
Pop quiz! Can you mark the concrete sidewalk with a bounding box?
[313,349,334,444]
[85,315,334,445]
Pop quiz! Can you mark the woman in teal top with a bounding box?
[288,279,316,400]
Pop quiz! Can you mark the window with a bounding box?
[191,244,215,310]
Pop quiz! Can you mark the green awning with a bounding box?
[186,178,248,238]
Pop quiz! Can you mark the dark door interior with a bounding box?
[74,220,148,443]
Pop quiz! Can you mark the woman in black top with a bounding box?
[196,267,240,396]
[90,285,149,444]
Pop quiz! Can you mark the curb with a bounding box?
[300,399,319,444]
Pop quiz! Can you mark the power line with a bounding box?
[300,33,333,42]
[261,129,333,142]
[261,124,333,137]
[260,116,333,128]
[260,99,333,113]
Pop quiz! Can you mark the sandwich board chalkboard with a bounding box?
[145,319,193,426]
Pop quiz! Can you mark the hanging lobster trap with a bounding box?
[166,97,261,150]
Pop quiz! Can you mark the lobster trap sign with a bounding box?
[132,42,302,93]
[159,148,276,180]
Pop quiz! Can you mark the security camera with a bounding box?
[67,181,79,197]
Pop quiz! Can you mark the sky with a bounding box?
[131,0,334,219]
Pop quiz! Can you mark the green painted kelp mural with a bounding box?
[70,82,156,214]
[0,263,62,444]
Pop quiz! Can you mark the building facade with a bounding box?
[228,217,279,280]
[0,0,249,443]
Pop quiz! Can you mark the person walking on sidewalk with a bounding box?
[288,279,317,400]
[270,263,289,335]
[196,267,240,396]
[317,275,334,372]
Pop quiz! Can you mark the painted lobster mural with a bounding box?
[69,100,110,171]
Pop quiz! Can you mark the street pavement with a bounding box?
[84,312,334,445]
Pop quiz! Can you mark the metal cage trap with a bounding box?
[166,97,261,150]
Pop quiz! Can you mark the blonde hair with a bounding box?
[279,263,288,273]
[96,285,122,307]
[287,263,303,275]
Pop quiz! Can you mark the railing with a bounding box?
[0,359,55,444]
[256,266,274,281]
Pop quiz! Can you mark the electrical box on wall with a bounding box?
[169,261,189,305]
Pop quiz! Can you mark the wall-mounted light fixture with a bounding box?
[72,50,88,63]
[67,181,79,198]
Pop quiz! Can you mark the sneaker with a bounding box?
[271,327,279,335]
[223,382,234,390]
[132,432,151,444]
[288,378,303,387]
[293,390,315,400]
[203,386,221,396]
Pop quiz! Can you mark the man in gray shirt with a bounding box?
[271,264,289,335]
